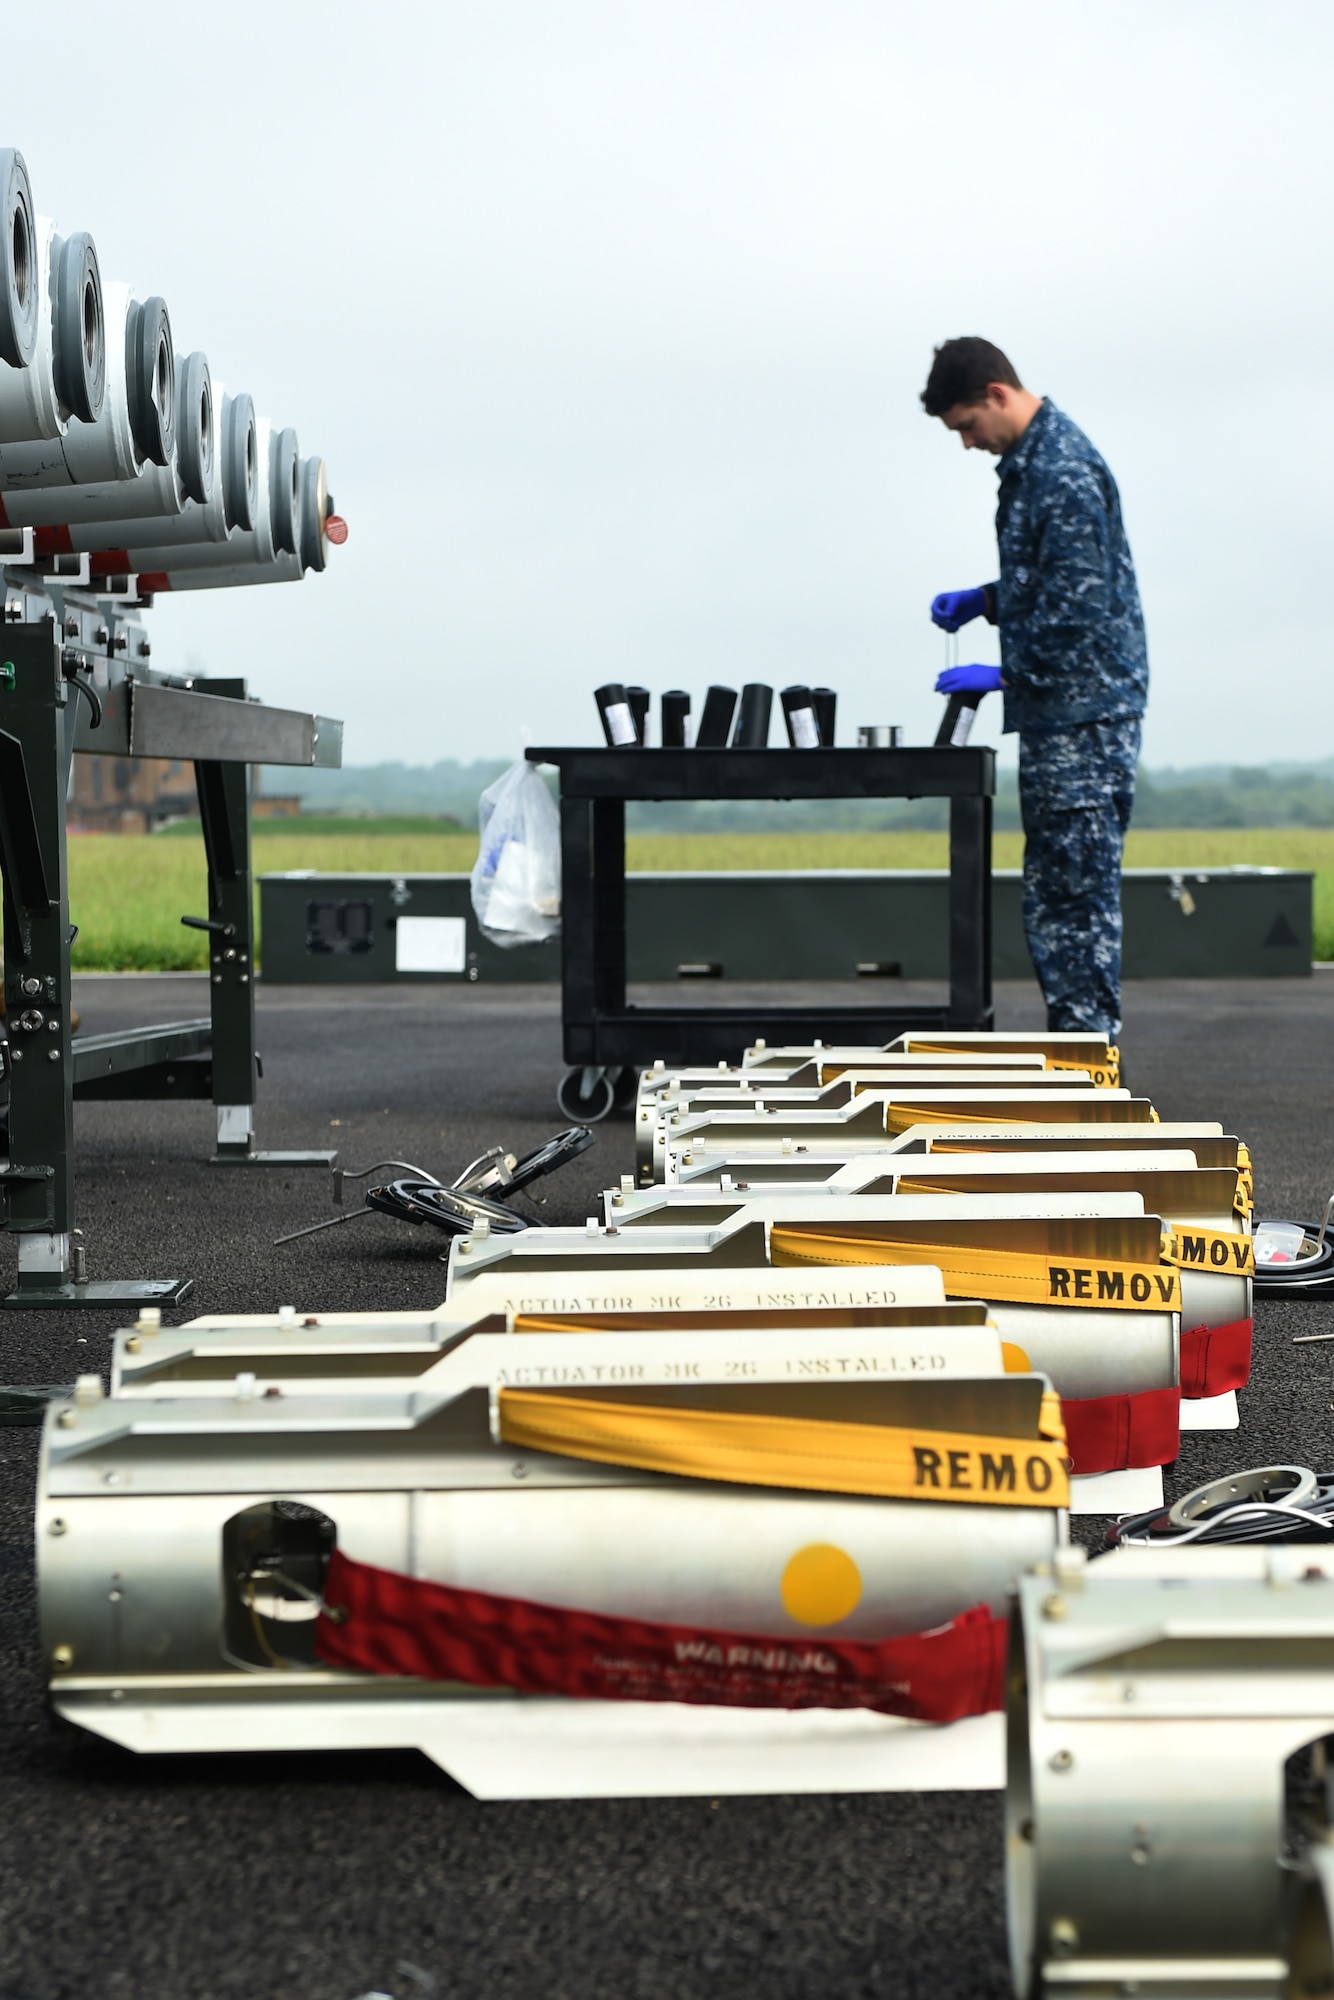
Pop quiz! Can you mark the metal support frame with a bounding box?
[0,624,188,1307]
[194,697,337,1172]
[529,746,995,1077]
[0,618,342,1307]
[71,1019,213,1100]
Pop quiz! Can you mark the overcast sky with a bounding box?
[7,1,1332,770]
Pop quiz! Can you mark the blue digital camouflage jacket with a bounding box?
[985,399,1148,735]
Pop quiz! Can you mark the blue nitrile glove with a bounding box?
[930,586,988,632]
[935,663,1003,695]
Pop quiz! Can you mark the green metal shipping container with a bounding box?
[259,866,1312,985]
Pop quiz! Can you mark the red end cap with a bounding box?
[325,514,348,546]
[33,524,75,558]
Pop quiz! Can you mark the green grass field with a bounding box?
[160,813,463,840]
[65,822,1334,969]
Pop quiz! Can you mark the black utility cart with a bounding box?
[528,744,995,1121]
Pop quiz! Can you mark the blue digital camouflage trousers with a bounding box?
[1019,718,1141,1037]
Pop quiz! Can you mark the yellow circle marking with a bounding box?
[780,1543,862,1627]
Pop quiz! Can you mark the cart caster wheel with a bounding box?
[557,1067,615,1123]
[611,1066,638,1110]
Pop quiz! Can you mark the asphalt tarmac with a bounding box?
[2,971,1332,2000]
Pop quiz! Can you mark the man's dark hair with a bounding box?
[920,337,1022,416]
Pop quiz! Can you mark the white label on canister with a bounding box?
[792,707,819,748]
[396,916,467,973]
[950,706,975,746]
[481,1327,1005,1384]
[606,702,637,745]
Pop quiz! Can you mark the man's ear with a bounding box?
[984,381,1011,408]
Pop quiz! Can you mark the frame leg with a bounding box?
[1,625,190,1307]
[947,794,994,1029]
[195,723,336,1174]
[591,796,627,1018]
[560,793,597,1066]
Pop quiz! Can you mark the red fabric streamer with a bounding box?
[1062,1384,1180,1474]
[315,1549,1007,1723]
[1180,1317,1252,1398]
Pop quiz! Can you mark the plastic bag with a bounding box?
[470,760,561,948]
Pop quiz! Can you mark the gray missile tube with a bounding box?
[172,352,213,507]
[154,551,303,591]
[0,216,108,443]
[125,296,174,467]
[299,455,328,571]
[222,390,257,531]
[0,149,38,368]
[127,414,289,585]
[139,420,309,587]
[269,424,300,555]
[51,231,104,425]
[0,299,184,524]
[0,284,145,490]
[55,371,239,559]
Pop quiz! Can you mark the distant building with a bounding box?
[68,754,197,834]
[252,788,303,819]
[69,758,302,833]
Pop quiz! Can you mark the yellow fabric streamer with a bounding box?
[903,1040,1121,1088]
[770,1224,1183,1312]
[877,1100,1151,1135]
[1041,1054,1120,1089]
[895,1169,1253,1229]
[1161,1223,1254,1276]
[497,1388,1069,1508]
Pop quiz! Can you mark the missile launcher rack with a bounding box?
[0,148,344,1304]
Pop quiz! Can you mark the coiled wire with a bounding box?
[1109,1466,1334,1547]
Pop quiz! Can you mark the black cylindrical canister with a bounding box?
[661,690,691,747]
[732,683,773,747]
[934,690,983,748]
[696,685,738,747]
[781,685,819,747]
[811,687,836,746]
[595,683,639,746]
[626,686,650,743]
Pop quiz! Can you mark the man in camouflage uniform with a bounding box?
[922,337,1148,1036]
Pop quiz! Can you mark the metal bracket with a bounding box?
[0,527,35,566]
[2,1276,194,1311]
[39,551,91,587]
[0,1165,57,1227]
[211,1148,342,1172]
